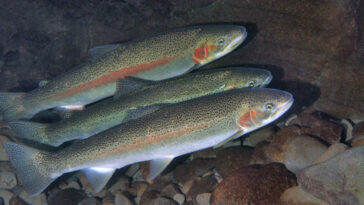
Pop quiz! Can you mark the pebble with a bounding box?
[299,114,343,144]
[67,181,81,190]
[160,184,181,198]
[195,193,211,205]
[173,159,215,184]
[244,126,275,146]
[186,175,217,201]
[181,178,198,195]
[283,136,328,174]
[298,146,364,205]
[139,190,160,205]
[101,191,114,205]
[77,197,101,205]
[114,191,133,205]
[148,197,178,205]
[352,121,364,146]
[173,193,185,205]
[0,172,17,189]
[215,146,254,177]
[19,190,47,205]
[108,176,130,195]
[132,181,148,204]
[0,189,12,205]
[313,143,347,164]
[0,135,10,161]
[210,163,297,205]
[9,196,27,205]
[280,186,329,205]
[266,126,301,162]
[47,188,87,205]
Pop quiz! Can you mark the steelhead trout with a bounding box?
[0,25,247,121]
[3,88,293,196]
[9,67,272,146]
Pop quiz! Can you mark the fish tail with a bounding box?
[2,142,60,196]
[8,121,52,145]
[0,92,30,121]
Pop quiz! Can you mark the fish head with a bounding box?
[192,25,247,65]
[235,88,293,133]
[223,68,273,90]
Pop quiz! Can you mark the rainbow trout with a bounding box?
[3,88,293,196]
[9,67,272,146]
[0,25,247,121]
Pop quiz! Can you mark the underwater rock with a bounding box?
[0,135,10,161]
[215,146,254,177]
[160,184,181,199]
[18,191,46,205]
[9,196,27,205]
[47,188,87,205]
[148,197,178,205]
[195,193,211,205]
[101,191,114,205]
[186,175,217,201]
[77,197,101,205]
[266,126,301,162]
[249,141,271,165]
[298,146,364,205]
[210,163,296,205]
[280,186,329,205]
[299,114,343,144]
[352,121,364,147]
[173,193,185,205]
[0,189,12,205]
[0,172,17,189]
[313,143,347,164]
[139,190,160,205]
[114,191,133,205]
[173,159,215,184]
[108,176,130,195]
[131,181,149,204]
[243,126,275,146]
[283,136,328,174]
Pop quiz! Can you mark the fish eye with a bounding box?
[248,80,256,87]
[265,103,274,111]
[217,38,225,45]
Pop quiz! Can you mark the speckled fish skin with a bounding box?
[3,88,293,196]
[0,25,247,121]
[9,67,272,146]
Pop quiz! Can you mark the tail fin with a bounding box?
[0,92,29,121]
[9,121,49,145]
[2,142,60,196]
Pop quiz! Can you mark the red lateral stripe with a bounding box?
[55,55,178,99]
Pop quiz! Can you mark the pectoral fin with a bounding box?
[122,105,161,123]
[114,77,154,99]
[88,44,123,60]
[213,130,245,149]
[81,167,115,193]
[149,157,174,180]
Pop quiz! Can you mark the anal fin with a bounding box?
[148,157,174,180]
[81,167,115,193]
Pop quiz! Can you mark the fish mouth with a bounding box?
[272,95,294,119]
[215,27,247,59]
[261,72,273,87]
